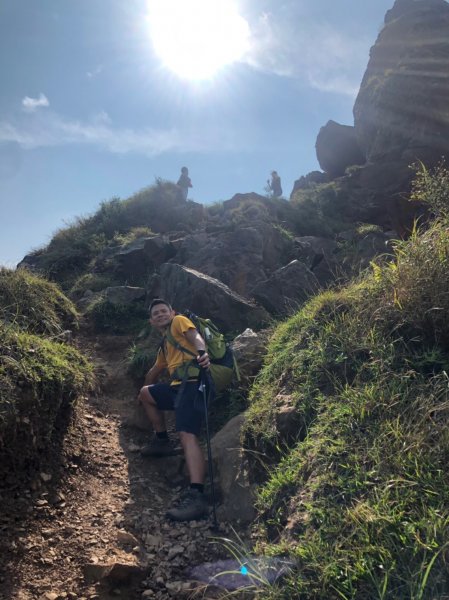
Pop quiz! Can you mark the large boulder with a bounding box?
[211,414,257,525]
[103,286,146,305]
[315,120,365,178]
[293,236,339,287]
[230,328,268,386]
[148,263,269,332]
[290,170,329,199]
[251,260,320,317]
[354,0,449,163]
[174,223,294,296]
[113,235,176,283]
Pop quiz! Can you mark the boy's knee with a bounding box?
[179,431,197,444]
[138,386,154,405]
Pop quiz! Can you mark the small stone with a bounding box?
[145,534,162,548]
[167,545,184,560]
[165,581,182,594]
[117,530,139,546]
[40,472,52,482]
[142,591,155,598]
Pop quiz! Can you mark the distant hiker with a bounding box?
[138,299,210,522]
[267,170,282,198]
[177,166,192,200]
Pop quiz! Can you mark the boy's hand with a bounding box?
[197,350,210,369]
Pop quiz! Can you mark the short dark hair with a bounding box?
[148,298,172,316]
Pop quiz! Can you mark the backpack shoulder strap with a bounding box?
[165,323,197,359]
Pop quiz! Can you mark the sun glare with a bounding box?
[147,0,250,80]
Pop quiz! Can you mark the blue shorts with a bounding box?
[147,382,204,436]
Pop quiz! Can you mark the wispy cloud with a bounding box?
[21,93,50,112]
[87,65,103,79]
[242,5,370,97]
[0,109,235,156]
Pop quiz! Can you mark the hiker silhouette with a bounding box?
[267,171,282,198]
[177,166,193,200]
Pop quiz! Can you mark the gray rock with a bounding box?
[230,329,268,385]
[175,222,294,297]
[103,286,146,306]
[148,263,270,332]
[115,235,176,282]
[354,0,449,163]
[251,260,320,317]
[290,170,329,198]
[211,414,257,525]
[316,120,365,178]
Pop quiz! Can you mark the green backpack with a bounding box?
[164,311,238,392]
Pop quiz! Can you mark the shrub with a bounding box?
[127,344,154,381]
[290,182,347,236]
[69,273,119,299]
[86,298,147,334]
[111,226,153,247]
[410,160,449,219]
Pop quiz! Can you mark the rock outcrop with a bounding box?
[299,0,449,236]
[211,414,257,525]
[148,263,270,332]
[316,120,365,178]
[251,260,320,317]
[290,170,330,199]
[354,0,449,163]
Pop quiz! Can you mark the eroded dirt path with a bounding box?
[0,334,231,600]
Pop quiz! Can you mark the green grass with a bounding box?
[243,165,449,598]
[86,297,148,335]
[0,268,93,473]
[0,268,79,335]
[0,323,93,470]
[25,180,185,289]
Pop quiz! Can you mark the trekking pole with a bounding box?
[199,363,219,531]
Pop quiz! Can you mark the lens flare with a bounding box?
[147,0,250,80]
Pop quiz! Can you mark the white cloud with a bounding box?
[242,6,371,97]
[21,93,50,112]
[87,65,103,79]
[0,110,234,156]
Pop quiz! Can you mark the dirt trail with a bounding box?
[0,333,233,600]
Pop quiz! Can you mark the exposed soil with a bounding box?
[0,333,238,600]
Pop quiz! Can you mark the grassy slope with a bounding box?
[0,269,93,471]
[245,166,449,599]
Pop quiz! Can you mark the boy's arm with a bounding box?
[184,328,210,368]
[144,361,166,385]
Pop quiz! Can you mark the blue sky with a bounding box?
[0,0,393,266]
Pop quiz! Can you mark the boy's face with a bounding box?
[149,303,175,330]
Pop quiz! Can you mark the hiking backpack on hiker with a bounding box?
[164,310,238,393]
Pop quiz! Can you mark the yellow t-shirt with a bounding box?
[154,314,198,381]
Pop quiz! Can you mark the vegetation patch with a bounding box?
[25,181,185,289]
[0,323,93,473]
[86,297,148,335]
[245,165,449,598]
[0,268,79,336]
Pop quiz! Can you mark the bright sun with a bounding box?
[147,0,250,80]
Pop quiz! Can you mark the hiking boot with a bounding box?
[166,489,208,522]
[140,437,182,458]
